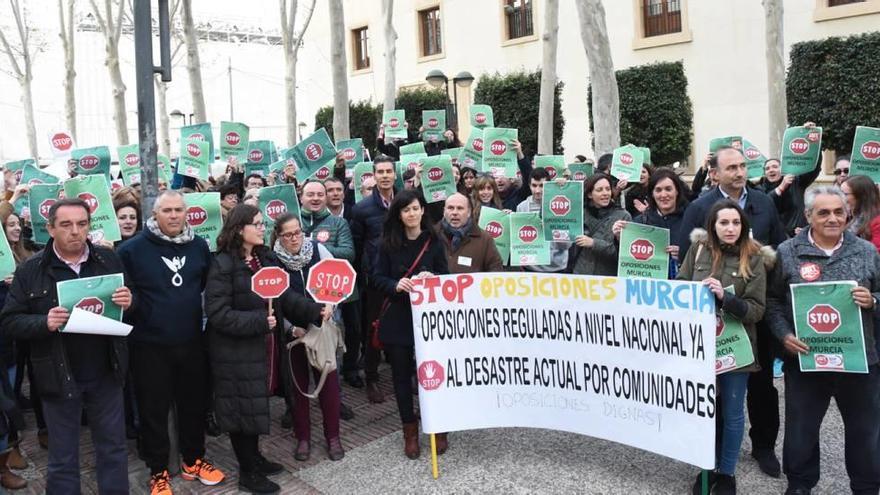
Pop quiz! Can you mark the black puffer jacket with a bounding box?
[205,250,323,435]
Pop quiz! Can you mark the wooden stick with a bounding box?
[430,433,439,479]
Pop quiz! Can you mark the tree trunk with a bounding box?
[59,0,77,139]
[763,0,786,158]
[538,0,559,155]
[20,75,38,160]
[106,41,129,145]
[284,54,298,146]
[181,0,207,123]
[328,0,350,140]
[155,75,171,156]
[382,0,397,112]
[575,0,620,156]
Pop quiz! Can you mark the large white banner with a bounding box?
[410,273,717,469]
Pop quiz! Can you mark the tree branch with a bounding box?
[292,0,316,57]
[89,0,108,34]
[0,27,23,77]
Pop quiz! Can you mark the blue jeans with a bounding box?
[717,371,750,475]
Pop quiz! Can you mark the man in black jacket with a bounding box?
[0,198,132,494]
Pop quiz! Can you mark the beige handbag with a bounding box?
[285,319,345,399]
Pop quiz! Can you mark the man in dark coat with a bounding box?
[440,193,504,273]
[0,198,132,494]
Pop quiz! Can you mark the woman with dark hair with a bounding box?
[842,174,880,252]
[459,166,477,195]
[113,198,142,244]
[678,199,768,495]
[613,168,691,276]
[622,163,655,218]
[269,213,344,462]
[470,175,504,222]
[205,204,330,494]
[372,190,448,459]
[571,173,631,276]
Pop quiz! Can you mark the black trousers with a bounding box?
[340,298,362,378]
[131,338,207,474]
[385,344,416,424]
[747,322,780,451]
[229,432,259,472]
[361,288,383,383]
[15,341,46,430]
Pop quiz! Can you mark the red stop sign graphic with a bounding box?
[187,142,201,158]
[39,199,56,220]
[248,149,264,163]
[52,132,73,151]
[225,132,241,146]
[124,153,139,166]
[789,138,810,155]
[490,140,507,156]
[186,206,207,226]
[314,167,331,180]
[342,148,356,161]
[360,172,374,182]
[389,117,400,128]
[189,133,205,141]
[549,195,570,216]
[418,360,445,391]
[807,131,820,143]
[80,154,100,170]
[306,258,357,304]
[518,225,538,243]
[427,167,444,181]
[807,304,841,334]
[745,147,761,160]
[620,153,634,165]
[545,167,558,179]
[78,192,98,214]
[76,296,105,316]
[573,171,587,181]
[716,315,725,337]
[475,113,487,124]
[630,239,655,261]
[473,138,484,153]
[251,266,290,299]
[485,221,503,238]
[428,118,439,128]
[305,143,323,161]
[861,141,880,161]
[264,199,287,220]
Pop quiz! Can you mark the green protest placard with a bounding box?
[0,222,16,278]
[268,158,296,182]
[117,143,141,186]
[20,165,60,187]
[57,273,125,325]
[219,121,250,161]
[71,146,111,179]
[422,110,446,143]
[353,162,375,203]
[248,140,276,167]
[542,180,583,241]
[181,123,214,161]
[709,136,743,154]
[28,184,62,245]
[470,104,494,129]
[399,153,427,175]
[478,207,510,265]
[178,139,211,180]
[611,144,644,182]
[534,155,567,180]
[568,163,594,181]
[4,159,34,182]
[617,223,670,279]
[157,154,172,183]
[336,138,363,177]
[441,147,464,161]
[259,184,301,243]
[639,147,652,165]
[419,155,456,203]
[460,129,484,171]
[716,285,755,374]
[742,139,767,180]
[383,110,407,142]
[184,192,222,251]
[482,128,518,178]
[291,128,337,182]
[850,126,880,183]
[791,281,868,373]
[781,126,823,177]
[63,174,121,243]
[399,142,426,156]
[509,212,549,267]
[394,161,405,190]
[245,162,270,178]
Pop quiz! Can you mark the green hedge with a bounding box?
[314,100,382,156]
[473,70,564,157]
[589,61,693,166]
[787,31,880,153]
[395,87,449,130]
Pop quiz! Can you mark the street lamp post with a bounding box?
[298,121,307,142]
[425,69,474,133]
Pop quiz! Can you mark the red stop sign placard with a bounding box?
[427,167,443,181]
[314,167,331,180]
[715,315,725,337]
[80,154,100,170]
[630,239,655,261]
[186,206,207,226]
[251,267,290,299]
[187,142,201,157]
[39,199,56,220]
[549,195,570,216]
[518,225,538,243]
[861,141,880,161]
[342,148,356,161]
[249,149,264,163]
[807,304,841,333]
[473,138,484,153]
[428,118,439,128]
[789,138,809,155]
[76,296,105,315]
[52,132,73,151]
[305,143,323,161]
[620,153,634,165]
[78,192,98,214]
[485,221,503,238]
[306,259,357,304]
[745,147,761,160]
[226,132,241,146]
[490,140,507,156]
[475,113,487,124]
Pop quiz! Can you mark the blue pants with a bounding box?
[783,362,880,493]
[41,372,128,494]
[716,371,749,475]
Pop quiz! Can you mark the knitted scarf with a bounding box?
[441,218,472,251]
[273,238,314,272]
[146,217,194,244]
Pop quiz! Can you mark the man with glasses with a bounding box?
[833,155,851,186]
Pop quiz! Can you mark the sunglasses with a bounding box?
[833,168,850,176]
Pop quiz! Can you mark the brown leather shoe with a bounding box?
[366,381,385,404]
[434,433,448,455]
[294,439,311,461]
[0,452,27,490]
[6,446,27,470]
[327,437,345,461]
[403,422,420,459]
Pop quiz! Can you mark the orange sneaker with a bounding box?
[180,458,225,486]
[149,470,173,495]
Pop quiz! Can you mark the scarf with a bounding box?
[274,238,314,272]
[146,217,195,244]
[441,218,472,251]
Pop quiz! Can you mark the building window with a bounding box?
[419,7,442,57]
[352,27,370,70]
[642,0,682,38]
[828,0,865,5]
[504,0,533,40]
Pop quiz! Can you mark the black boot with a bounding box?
[692,470,716,495]
[255,453,284,476]
[238,471,280,494]
[751,448,781,478]
[714,474,736,495]
[280,406,293,430]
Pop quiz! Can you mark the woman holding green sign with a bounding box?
[571,174,630,276]
[677,199,770,494]
[841,175,880,253]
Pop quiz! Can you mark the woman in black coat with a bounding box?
[205,204,328,494]
[372,190,448,460]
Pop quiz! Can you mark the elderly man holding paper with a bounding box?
[0,198,132,494]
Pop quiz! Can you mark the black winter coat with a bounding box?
[351,188,396,275]
[633,204,688,262]
[757,158,821,237]
[204,250,323,435]
[373,231,449,346]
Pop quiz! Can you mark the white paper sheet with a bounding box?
[62,308,132,337]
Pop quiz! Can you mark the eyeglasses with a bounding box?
[834,168,850,176]
[280,230,303,240]
[247,221,266,230]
